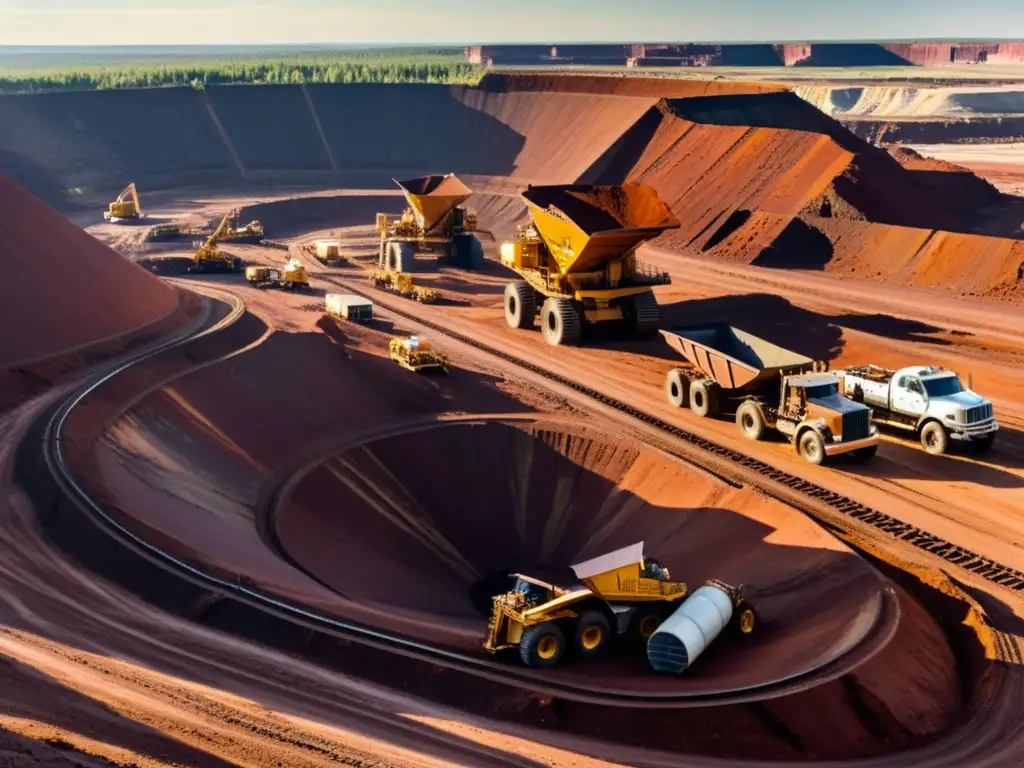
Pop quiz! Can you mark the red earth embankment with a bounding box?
[583,90,1024,297]
[0,172,180,374]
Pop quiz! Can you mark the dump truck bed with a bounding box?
[394,174,472,233]
[661,324,815,390]
[521,183,680,275]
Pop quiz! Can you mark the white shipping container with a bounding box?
[325,292,373,320]
[316,240,342,258]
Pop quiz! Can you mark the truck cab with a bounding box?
[777,372,880,465]
[840,365,997,455]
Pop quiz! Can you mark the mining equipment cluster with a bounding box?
[484,542,755,674]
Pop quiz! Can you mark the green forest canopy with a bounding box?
[0,47,485,93]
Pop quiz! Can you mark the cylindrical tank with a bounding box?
[647,583,734,674]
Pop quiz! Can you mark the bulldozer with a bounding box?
[376,174,491,272]
[500,183,679,346]
[189,210,243,274]
[244,259,309,290]
[388,336,449,373]
[370,269,437,304]
[103,182,144,222]
[483,542,755,672]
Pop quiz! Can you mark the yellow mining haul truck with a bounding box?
[244,260,309,290]
[484,542,756,670]
[500,183,679,346]
[389,336,449,373]
[376,174,490,271]
[190,210,243,274]
[103,182,144,222]
[370,269,437,304]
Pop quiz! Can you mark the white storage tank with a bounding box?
[325,292,373,321]
[647,582,735,674]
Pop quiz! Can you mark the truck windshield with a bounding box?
[922,376,963,397]
[805,382,839,399]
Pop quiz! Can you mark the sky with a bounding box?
[2,0,1024,47]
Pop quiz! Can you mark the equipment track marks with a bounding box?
[317,273,1024,595]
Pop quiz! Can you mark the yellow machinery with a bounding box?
[376,174,491,272]
[388,336,449,373]
[221,208,265,243]
[370,269,437,304]
[484,542,755,670]
[189,210,242,274]
[103,182,144,222]
[500,183,679,346]
[244,260,309,290]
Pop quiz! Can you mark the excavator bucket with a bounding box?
[521,183,679,275]
[394,175,473,234]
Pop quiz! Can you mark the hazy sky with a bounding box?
[3,0,1024,46]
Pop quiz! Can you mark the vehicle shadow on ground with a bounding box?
[843,438,1024,489]
[659,292,966,356]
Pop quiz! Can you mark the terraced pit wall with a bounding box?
[1,74,1021,298]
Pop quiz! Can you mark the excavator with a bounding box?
[103,182,144,223]
[189,210,243,273]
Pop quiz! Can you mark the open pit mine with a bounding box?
[0,71,1022,766]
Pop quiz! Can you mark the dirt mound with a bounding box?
[1,74,1020,297]
[477,72,785,98]
[0,172,178,369]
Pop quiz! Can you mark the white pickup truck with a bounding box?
[836,365,998,455]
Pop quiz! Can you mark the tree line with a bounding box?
[0,51,485,94]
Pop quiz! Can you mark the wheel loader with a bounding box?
[376,174,492,272]
[370,269,437,304]
[484,542,755,672]
[245,260,309,290]
[499,183,679,346]
[189,210,242,274]
[103,182,144,222]
[388,336,449,373]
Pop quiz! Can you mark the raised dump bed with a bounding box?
[376,174,485,271]
[661,324,879,465]
[520,183,680,276]
[396,174,473,234]
[661,323,815,390]
[501,182,679,346]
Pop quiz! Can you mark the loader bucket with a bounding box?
[394,174,473,234]
[521,183,680,276]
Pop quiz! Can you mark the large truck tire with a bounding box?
[920,421,949,455]
[629,291,661,336]
[665,369,689,408]
[689,379,716,418]
[797,429,826,465]
[574,611,611,659]
[519,623,566,668]
[541,298,582,346]
[504,281,536,329]
[736,400,766,441]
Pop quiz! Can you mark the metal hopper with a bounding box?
[394,174,473,234]
[521,183,680,275]
[660,323,816,391]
